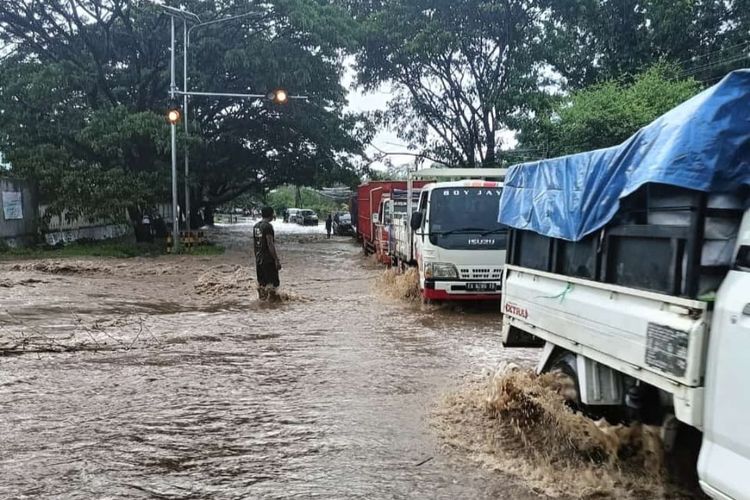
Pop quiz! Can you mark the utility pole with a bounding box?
[183,11,260,233]
[183,20,190,233]
[169,16,179,251]
[160,5,308,250]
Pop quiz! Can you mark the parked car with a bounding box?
[286,208,301,223]
[332,212,354,236]
[297,209,319,226]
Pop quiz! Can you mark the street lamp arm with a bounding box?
[159,5,201,24]
[175,90,309,101]
[187,11,268,47]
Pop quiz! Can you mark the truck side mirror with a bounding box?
[410,211,423,231]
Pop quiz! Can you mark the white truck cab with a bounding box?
[408,178,508,301]
[697,211,750,499]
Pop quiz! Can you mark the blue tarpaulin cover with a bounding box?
[498,70,750,241]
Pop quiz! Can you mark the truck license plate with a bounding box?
[466,282,497,292]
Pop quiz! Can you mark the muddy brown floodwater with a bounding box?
[0,222,543,499]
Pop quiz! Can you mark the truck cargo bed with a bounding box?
[502,264,709,427]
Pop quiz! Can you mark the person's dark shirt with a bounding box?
[253,219,275,265]
[325,215,332,228]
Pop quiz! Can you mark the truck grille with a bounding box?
[459,267,503,280]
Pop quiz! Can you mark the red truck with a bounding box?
[353,180,427,257]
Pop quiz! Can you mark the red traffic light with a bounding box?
[267,89,288,104]
[167,109,181,124]
[166,99,182,124]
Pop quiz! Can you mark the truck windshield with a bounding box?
[429,187,507,250]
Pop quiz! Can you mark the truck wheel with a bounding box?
[545,351,622,422]
[546,351,582,406]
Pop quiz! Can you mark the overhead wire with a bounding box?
[673,40,750,68]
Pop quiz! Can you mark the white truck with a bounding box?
[393,168,509,302]
[499,70,750,499]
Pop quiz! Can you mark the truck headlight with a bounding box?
[424,262,458,279]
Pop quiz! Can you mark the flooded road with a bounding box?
[0,222,541,499]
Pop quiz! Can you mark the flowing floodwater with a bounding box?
[0,222,542,499]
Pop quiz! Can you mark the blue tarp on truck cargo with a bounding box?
[498,69,750,242]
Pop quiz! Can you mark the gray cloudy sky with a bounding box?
[341,61,415,170]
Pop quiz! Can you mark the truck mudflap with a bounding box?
[502,264,708,427]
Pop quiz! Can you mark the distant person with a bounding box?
[283,209,289,223]
[253,206,282,300]
[325,214,333,239]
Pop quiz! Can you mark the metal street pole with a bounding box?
[183,20,190,232]
[170,16,180,251]
[162,5,308,248]
[182,10,269,234]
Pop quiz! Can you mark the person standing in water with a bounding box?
[325,214,333,239]
[253,207,282,300]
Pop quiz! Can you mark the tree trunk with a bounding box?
[204,203,215,226]
[485,131,496,166]
[127,206,152,243]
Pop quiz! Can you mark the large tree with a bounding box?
[516,64,703,159]
[0,0,367,226]
[352,0,553,168]
[347,0,750,169]
[547,0,750,87]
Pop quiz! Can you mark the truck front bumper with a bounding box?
[423,279,502,301]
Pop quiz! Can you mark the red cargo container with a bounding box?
[354,180,427,254]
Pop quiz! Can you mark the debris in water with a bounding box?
[8,260,113,275]
[433,365,679,499]
[374,267,420,301]
[194,266,254,297]
[0,278,46,288]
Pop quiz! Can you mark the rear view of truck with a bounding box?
[354,181,427,256]
[499,70,750,499]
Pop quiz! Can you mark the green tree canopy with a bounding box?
[547,0,750,87]
[344,0,749,170]
[516,64,703,159]
[0,0,368,225]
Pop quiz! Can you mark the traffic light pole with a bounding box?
[170,16,180,251]
[162,6,308,253]
[183,11,260,235]
[174,90,307,100]
[183,20,190,234]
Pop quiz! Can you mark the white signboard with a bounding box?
[2,191,23,220]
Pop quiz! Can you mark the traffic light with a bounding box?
[268,89,288,104]
[166,99,182,124]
